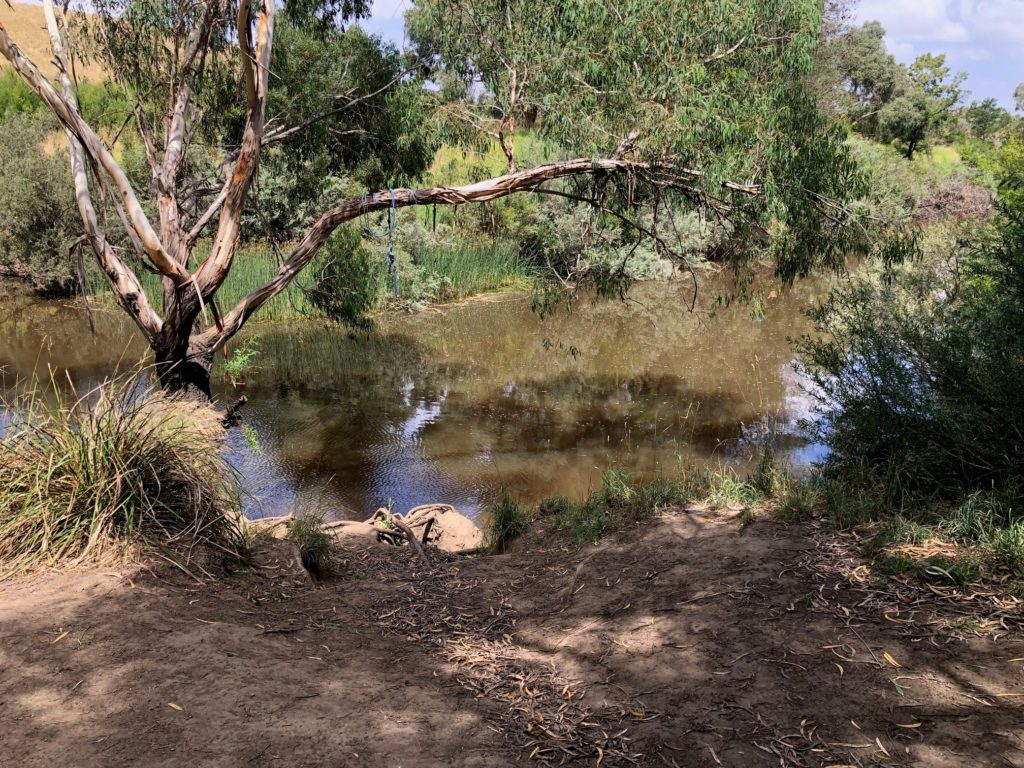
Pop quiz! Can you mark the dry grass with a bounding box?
[0,2,106,82]
[0,375,242,577]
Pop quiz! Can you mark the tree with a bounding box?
[0,0,862,398]
[878,85,930,159]
[879,53,965,158]
[1015,83,1024,113]
[833,21,901,130]
[0,112,78,292]
[966,98,1012,139]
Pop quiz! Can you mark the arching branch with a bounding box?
[198,156,759,350]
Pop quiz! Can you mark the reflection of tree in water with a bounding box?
[1,277,830,519]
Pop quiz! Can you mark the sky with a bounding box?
[855,0,1023,110]
[359,0,1024,111]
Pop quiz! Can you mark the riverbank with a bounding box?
[2,504,1021,767]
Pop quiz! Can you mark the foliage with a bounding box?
[483,491,531,553]
[0,376,242,576]
[224,335,261,383]
[966,99,1013,140]
[0,68,38,120]
[824,22,967,159]
[845,136,931,222]
[798,134,1024,503]
[306,227,381,326]
[410,0,868,285]
[242,22,435,238]
[286,512,334,576]
[0,112,78,293]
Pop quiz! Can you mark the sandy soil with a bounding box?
[2,507,1022,767]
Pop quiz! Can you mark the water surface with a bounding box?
[0,277,828,520]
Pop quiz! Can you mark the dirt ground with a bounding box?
[2,507,1023,767]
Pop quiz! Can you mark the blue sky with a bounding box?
[856,0,1023,110]
[360,0,1023,111]
[358,0,409,48]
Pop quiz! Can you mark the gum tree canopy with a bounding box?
[0,0,860,398]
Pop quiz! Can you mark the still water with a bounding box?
[0,277,830,520]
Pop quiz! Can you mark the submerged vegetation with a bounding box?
[0,376,242,576]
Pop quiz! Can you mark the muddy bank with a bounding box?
[1,508,1022,767]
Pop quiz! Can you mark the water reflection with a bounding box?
[0,277,830,520]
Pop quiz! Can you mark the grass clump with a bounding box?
[777,480,820,522]
[541,471,686,546]
[286,512,334,576]
[483,490,532,553]
[0,377,242,577]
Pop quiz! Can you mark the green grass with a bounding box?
[86,234,534,323]
[0,375,242,576]
[483,490,532,553]
[408,239,532,303]
[286,512,333,576]
[777,480,820,522]
[915,144,964,180]
[539,470,687,546]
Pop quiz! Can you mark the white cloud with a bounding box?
[858,0,969,43]
[959,0,1024,45]
[369,0,410,19]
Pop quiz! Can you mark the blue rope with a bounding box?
[362,189,399,296]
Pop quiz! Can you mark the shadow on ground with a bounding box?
[1,508,1022,767]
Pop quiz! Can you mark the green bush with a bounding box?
[0,113,78,293]
[0,69,39,120]
[798,133,1024,554]
[306,227,382,327]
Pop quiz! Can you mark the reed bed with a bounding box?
[85,237,532,322]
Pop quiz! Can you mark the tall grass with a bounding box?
[0,376,242,576]
[483,490,532,553]
[409,239,532,302]
[85,236,533,323]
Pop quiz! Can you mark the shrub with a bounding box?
[797,133,1024,569]
[0,69,39,120]
[0,377,242,576]
[0,112,79,293]
[306,227,382,327]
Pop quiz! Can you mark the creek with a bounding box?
[0,275,831,520]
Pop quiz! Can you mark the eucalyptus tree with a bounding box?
[0,0,860,398]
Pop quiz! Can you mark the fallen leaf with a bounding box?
[51,630,70,645]
[883,652,902,668]
[168,703,183,711]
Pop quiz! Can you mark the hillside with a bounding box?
[0,1,106,82]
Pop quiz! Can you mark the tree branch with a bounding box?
[38,0,162,340]
[199,156,736,349]
[0,19,189,284]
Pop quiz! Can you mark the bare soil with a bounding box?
[2,507,1023,767]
